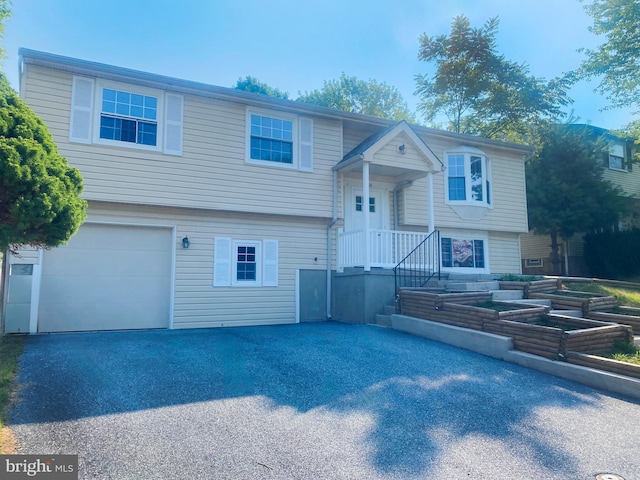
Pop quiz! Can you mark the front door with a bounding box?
[345,185,388,232]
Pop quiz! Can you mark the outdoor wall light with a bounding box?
[398,144,406,155]
[182,236,190,249]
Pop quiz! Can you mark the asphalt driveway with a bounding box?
[8,322,640,479]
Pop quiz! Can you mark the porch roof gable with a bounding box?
[335,121,444,175]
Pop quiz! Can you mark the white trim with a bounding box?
[245,107,299,170]
[231,239,262,287]
[29,250,42,334]
[444,147,492,209]
[169,226,177,329]
[295,269,300,323]
[92,79,165,153]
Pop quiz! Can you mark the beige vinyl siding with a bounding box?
[22,65,341,220]
[488,232,522,274]
[86,201,327,328]
[603,167,640,198]
[372,132,432,172]
[399,150,528,233]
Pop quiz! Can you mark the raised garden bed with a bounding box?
[398,289,633,361]
[565,351,640,379]
[399,290,548,331]
[498,278,559,296]
[528,290,618,314]
[587,307,640,334]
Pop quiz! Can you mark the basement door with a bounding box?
[37,224,172,332]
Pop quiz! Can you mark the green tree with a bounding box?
[0,74,87,253]
[233,76,289,99]
[526,123,626,274]
[297,73,415,122]
[415,15,572,141]
[579,0,640,111]
[0,0,9,60]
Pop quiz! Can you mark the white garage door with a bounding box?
[38,224,172,332]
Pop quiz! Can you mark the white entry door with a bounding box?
[345,185,389,232]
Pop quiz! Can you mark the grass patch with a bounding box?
[564,282,640,307]
[0,335,24,452]
[608,341,640,366]
[500,274,540,282]
[475,301,520,312]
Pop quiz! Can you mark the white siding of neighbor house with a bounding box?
[22,65,341,220]
[85,202,328,328]
[6,247,40,265]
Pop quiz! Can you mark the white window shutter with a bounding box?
[213,237,232,286]
[262,239,279,287]
[164,93,183,155]
[69,76,94,143]
[298,117,313,172]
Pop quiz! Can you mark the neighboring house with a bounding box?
[2,49,532,333]
[521,124,638,276]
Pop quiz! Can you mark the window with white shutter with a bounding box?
[213,237,279,288]
[246,108,313,172]
[69,77,183,155]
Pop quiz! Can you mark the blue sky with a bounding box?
[3,0,637,130]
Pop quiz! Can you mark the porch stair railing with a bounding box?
[393,230,440,294]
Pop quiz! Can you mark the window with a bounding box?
[525,258,543,268]
[608,143,625,170]
[250,114,293,164]
[446,149,491,206]
[99,88,158,146]
[235,244,257,282]
[69,76,184,155]
[245,109,314,171]
[441,237,485,269]
[213,237,278,287]
[355,196,375,212]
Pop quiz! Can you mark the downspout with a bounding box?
[326,170,338,319]
[564,238,570,277]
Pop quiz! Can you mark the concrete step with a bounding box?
[491,290,523,301]
[373,314,392,327]
[446,281,500,292]
[635,336,640,347]
[550,309,583,318]
[383,305,397,315]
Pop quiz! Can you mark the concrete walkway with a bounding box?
[8,323,640,479]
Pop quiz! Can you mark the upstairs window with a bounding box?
[245,108,314,171]
[608,143,626,170]
[445,148,491,206]
[70,76,184,155]
[250,114,293,164]
[99,89,158,146]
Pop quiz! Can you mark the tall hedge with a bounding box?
[0,73,87,252]
[584,229,640,279]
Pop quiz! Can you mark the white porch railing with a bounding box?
[337,229,430,270]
